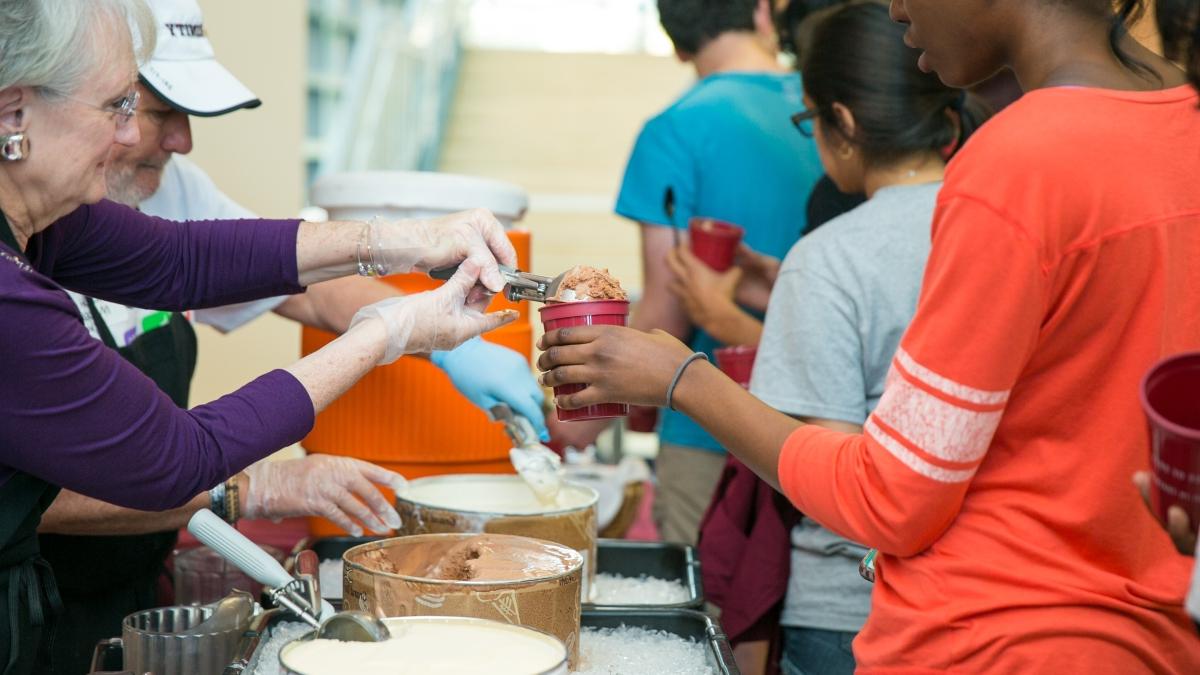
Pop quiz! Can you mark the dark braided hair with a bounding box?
[1105,0,1161,81]
[1156,0,1200,91]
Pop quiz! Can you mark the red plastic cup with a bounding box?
[689,217,745,271]
[627,405,659,433]
[540,300,630,422]
[1140,351,1200,526]
[715,345,758,389]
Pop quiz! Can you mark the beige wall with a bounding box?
[439,49,694,301]
[184,1,307,410]
[180,32,693,407]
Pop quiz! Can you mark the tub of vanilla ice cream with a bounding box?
[279,616,568,675]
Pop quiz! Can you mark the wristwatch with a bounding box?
[209,477,241,525]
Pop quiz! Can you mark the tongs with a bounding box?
[430,264,565,303]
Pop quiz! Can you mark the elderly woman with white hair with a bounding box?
[0,1,517,670]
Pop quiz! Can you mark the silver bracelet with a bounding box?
[355,218,390,277]
[666,352,709,411]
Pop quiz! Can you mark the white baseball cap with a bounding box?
[137,0,261,116]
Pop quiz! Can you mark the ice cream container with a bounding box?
[279,616,569,675]
[311,171,528,226]
[714,345,758,389]
[539,300,630,421]
[688,217,744,272]
[394,475,599,603]
[342,534,582,667]
[1140,351,1200,525]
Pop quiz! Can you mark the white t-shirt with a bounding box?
[67,155,288,343]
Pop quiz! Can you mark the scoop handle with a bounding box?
[187,509,292,589]
[430,264,533,285]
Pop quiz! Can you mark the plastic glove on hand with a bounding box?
[243,455,407,537]
[364,209,517,292]
[350,259,518,364]
[432,337,548,441]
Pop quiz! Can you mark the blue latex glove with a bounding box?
[432,337,549,441]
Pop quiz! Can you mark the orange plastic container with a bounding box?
[302,231,532,536]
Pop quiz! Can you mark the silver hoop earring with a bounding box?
[0,133,28,161]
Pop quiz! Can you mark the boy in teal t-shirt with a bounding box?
[610,0,822,545]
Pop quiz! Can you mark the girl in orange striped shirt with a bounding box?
[540,0,1200,671]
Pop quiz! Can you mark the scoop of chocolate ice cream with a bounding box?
[551,266,627,302]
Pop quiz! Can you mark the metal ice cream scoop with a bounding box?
[317,611,391,643]
[187,510,334,628]
[492,404,564,503]
[430,264,566,303]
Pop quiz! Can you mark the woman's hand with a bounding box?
[538,325,694,409]
[1133,471,1198,555]
[369,208,517,292]
[732,243,782,313]
[351,259,517,364]
[298,210,516,288]
[243,454,407,536]
[539,324,801,491]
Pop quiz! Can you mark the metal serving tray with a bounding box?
[584,539,704,610]
[581,608,739,675]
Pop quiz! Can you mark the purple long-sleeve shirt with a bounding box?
[0,199,315,510]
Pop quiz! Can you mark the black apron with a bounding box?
[0,214,63,675]
[39,297,197,675]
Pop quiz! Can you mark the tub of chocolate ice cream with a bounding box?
[342,533,583,667]
[393,475,599,603]
[540,266,631,422]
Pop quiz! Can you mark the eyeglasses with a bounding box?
[65,89,140,129]
[791,108,817,138]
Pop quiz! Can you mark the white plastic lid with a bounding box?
[311,171,528,222]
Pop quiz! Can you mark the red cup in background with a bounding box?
[1140,351,1200,526]
[540,300,631,422]
[689,217,744,271]
[627,405,659,433]
[715,345,758,389]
